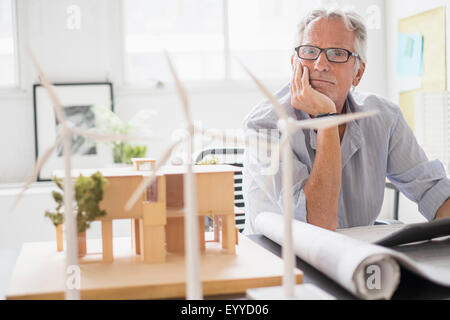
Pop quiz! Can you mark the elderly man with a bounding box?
[242,7,450,234]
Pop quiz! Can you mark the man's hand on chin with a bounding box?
[290,60,336,116]
[435,198,450,219]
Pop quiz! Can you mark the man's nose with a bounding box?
[314,51,330,72]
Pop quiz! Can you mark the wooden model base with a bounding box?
[6,234,303,300]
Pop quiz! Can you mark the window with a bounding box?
[228,0,309,79]
[124,0,225,84]
[123,0,315,85]
[0,0,16,87]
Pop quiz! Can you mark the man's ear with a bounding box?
[352,61,366,87]
[291,53,295,71]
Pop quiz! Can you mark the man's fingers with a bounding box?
[293,59,303,93]
[295,59,303,85]
[291,69,297,94]
[301,66,309,89]
[290,59,296,89]
[290,58,298,93]
[291,56,297,80]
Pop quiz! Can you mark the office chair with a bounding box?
[384,181,400,220]
[195,148,245,232]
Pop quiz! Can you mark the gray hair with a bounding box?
[294,7,367,72]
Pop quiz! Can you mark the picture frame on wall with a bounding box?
[33,82,114,181]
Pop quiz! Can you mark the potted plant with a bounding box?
[93,107,155,164]
[45,171,108,257]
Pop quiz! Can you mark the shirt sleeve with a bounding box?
[242,129,310,234]
[386,109,450,221]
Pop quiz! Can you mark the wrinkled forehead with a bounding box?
[300,17,356,51]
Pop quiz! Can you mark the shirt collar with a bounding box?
[341,95,365,169]
[293,93,365,169]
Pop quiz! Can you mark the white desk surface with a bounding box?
[0,248,20,300]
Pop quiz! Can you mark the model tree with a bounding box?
[45,171,108,233]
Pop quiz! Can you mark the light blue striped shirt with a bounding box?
[242,83,450,234]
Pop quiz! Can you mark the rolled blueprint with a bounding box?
[255,212,401,299]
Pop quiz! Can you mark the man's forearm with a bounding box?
[435,198,450,219]
[304,127,342,230]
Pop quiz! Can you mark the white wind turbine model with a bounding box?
[125,51,204,299]
[11,53,159,300]
[124,52,280,299]
[238,61,378,299]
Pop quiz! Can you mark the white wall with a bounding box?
[0,0,281,184]
[382,0,450,223]
[0,0,386,184]
[341,0,388,97]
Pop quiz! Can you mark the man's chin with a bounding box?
[313,86,331,97]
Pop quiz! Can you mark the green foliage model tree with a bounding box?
[45,171,108,233]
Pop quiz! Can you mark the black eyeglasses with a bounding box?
[295,45,359,63]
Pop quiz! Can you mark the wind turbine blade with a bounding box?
[237,58,288,120]
[28,50,66,125]
[256,133,286,210]
[293,110,378,130]
[164,51,191,124]
[280,134,290,150]
[199,128,245,147]
[10,133,64,212]
[72,128,158,143]
[195,124,284,212]
[197,126,279,155]
[124,138,183,211]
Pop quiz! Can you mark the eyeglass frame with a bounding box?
[294,45,359,63]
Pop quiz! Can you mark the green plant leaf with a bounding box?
[46,171,108,234]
